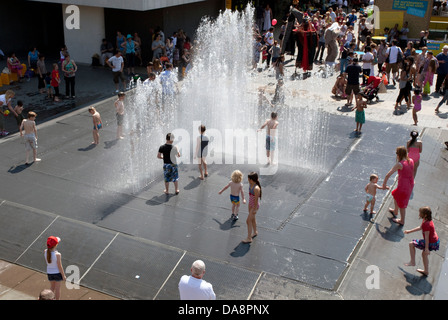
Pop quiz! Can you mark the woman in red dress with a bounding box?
[382,146,414,226]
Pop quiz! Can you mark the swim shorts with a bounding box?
[230,195,240,205]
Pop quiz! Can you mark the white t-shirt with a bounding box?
[264,32,274,46]
[386,46,400,64]
[108,55,124,72]
[362,52,374,69]
[178,275,216,300]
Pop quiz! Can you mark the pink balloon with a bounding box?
[272,19,277,26]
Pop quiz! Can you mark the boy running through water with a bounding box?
[19,111,41,165]
[258,112,279,165]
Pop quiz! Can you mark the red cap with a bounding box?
[47,236,60,248]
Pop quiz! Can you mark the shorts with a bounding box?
[47,273,63,281]
[266,135,277,151]
[386,63,399,74]
[355,110,365,124]
[163,163,179,182]
[116,113,124,126]
[24,133,37,151]
[230,195,240,205]
[94,123,102,130]
[113,71,126,84]
[366,193,374,203]
[345,84,360,95]
[412,239,440,251]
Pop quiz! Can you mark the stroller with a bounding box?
[360,75,382,103]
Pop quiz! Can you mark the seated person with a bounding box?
[7,53,24,82]
[100,39,114,66]
[332,74,347,98]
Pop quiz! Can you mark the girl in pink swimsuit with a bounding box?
[412,88,422,126]
[407,130,422,178]
[243,172,262,244]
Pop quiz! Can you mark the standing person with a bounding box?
[377,40,388,75]
[116,31,126,55]
[51,63,61,102]
[421,51,438,96]
[404,206,440,276]
[258,112,279,165]
[107,51,127,93]
[151,33,165,62]
[263,3,273,32]
[194,125,209,180]
[121,34,138,75]
[351,94,367,134]
[412,88,423,126]
[44,236,66,300]
[394,61,412,112]
[0,90,16,136]
[264,27,275,68]
[114,92,125,140]
[435,45,448,93]
[19,111,41,165]
[178,260,216,300]
[385,40,403,85]
[157,133,181,195]
[362,46,374,85]
[36,54,47,94]
[363,174,388,217]
[344,58,362,106]
[218,170,246,221]
[243,172,262,244]
[28,47,39,69]
[62,54,77,99]
[382,146,414,226]
[88,106,102,145]
[407,130,423,178]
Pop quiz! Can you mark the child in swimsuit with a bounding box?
[412,88,422,126]
[218,170,246,220]
[364,174,387,219]
[243,172,262,244]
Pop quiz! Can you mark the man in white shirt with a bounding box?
[385,40,403,85]
[107,50,126,93]
[179,260,216,300]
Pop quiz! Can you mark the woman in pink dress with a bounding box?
[382,146,414,226]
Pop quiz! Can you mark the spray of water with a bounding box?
[120,4,330,193]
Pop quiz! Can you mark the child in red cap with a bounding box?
[44,236,66,300]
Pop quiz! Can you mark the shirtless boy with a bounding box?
[364,174,388,218]
[114,92,125,139]
[88,106,102,145]
[258,112,279,165]
[19,111,41,165]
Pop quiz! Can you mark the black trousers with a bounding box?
[64,76,75,97]
[435,73,447,92]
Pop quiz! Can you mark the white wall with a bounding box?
[62,4,105,64]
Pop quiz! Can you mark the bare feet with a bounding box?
[163,190,169,195]
[252,231,258,238]
[242,238,252,244]
[198,176,204,180]
[392,218,404,226]
[417,269,428,276]
[404,261,415,267]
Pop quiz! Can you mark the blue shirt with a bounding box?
[436,52,448,74]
